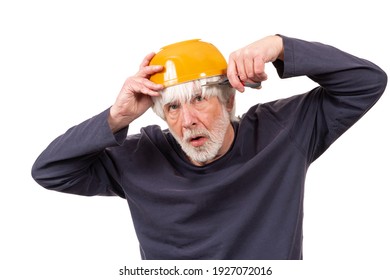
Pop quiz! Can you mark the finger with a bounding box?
[144,65,164,75]
[138,83,162,97]
[227,54,245,92]
[122,75,162,94]
[235,55,247,82]
[132,77,163,97]
[253,57,267,81]
[143,78,164,92]
[243,57,254,81]
[136,65,164,78]
[140,52,156,68]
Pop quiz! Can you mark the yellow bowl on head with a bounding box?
[149,39,227,88]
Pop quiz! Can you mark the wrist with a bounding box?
[108,106,133,133]
[274,35,284,61]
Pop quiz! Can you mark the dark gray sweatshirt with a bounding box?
[31,36,387,259]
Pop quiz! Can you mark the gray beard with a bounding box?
[170,107,231,164]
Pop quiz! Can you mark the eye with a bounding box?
[193,95,205,103]
[167,103,180,111]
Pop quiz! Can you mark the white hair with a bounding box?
[151,75,237,121]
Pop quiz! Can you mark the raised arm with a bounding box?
[31,53,164,196]
[228,35,387,162]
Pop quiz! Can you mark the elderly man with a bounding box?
[32,35,387,259]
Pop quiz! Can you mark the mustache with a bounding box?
[183,129,210,142]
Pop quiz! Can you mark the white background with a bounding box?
[1,0,389,279]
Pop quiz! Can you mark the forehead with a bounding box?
[161,80,204,105]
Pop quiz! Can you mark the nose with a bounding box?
[181,104,197,128]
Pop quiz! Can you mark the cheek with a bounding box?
[200,116,215,129]
[166,118,183,138]
[204,105,224,126]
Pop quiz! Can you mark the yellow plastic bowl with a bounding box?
[149,39,227,88]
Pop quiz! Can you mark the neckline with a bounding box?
[166,121,240,171]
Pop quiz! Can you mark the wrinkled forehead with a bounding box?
[160,75,224,106]
[160,81,202,106]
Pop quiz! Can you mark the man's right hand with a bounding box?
[108,52,164,133]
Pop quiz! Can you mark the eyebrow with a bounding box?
[162,88,204,106]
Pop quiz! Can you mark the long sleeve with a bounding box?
[270,36,387,162]
[31,108,127,197]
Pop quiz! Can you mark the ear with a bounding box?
[226,93,235,112]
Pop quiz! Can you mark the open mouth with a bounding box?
[189,135,208,147]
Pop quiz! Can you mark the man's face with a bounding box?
[164,93,234,166]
